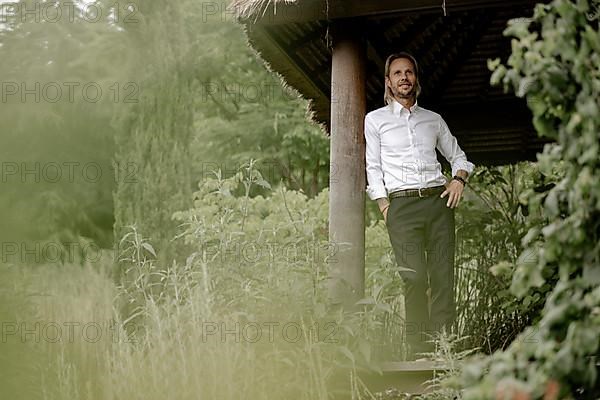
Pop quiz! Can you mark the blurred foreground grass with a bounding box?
[0,254,338,400]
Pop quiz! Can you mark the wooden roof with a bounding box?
[233,0,552,165]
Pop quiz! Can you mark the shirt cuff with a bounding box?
[366,186,388,201]
[451,160,475,177]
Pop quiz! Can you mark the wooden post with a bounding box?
[327,20,366,308]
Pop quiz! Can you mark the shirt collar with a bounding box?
[390,99,419,115]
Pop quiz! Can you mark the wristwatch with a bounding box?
[452,175,467,186]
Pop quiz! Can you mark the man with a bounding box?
[364,52,475,361]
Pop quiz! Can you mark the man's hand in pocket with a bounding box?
[377,198,390,224]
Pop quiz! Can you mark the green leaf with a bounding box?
[256,179,272,189]
[355,297,376,305]
[141,242,157,258]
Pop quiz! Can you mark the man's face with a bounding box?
[385,57,417,100]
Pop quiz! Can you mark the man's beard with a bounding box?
[392,83,416,99]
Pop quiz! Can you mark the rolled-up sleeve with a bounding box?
[436,116,475,177]
[364,114,388,200]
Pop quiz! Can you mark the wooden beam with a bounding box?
[237,0,540,25]
[327,20,366,308]
[286,22,327,50]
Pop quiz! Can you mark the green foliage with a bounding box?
[112,0,209,269]
[171,159,330,317]
[0,0,123,252]
[0,0,331,268]
[453,163,560,353]
[191,13,331,198]
[457,0,600,397]
[112,0,332,278]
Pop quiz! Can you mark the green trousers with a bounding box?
[385,193,456,357]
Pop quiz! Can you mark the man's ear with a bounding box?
[384,76,391,90]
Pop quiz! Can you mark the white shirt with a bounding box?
[364,99,475,200]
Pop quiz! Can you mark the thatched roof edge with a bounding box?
[230,0,300,23]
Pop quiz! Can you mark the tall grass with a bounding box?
[2,255,339,399]
[1,164,386,399]
[0,258,116,400]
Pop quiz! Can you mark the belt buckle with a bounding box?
[418,187,424,198]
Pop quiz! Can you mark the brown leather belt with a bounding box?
[388,185,446,199]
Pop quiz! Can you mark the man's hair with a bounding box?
[383,52,421,105]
